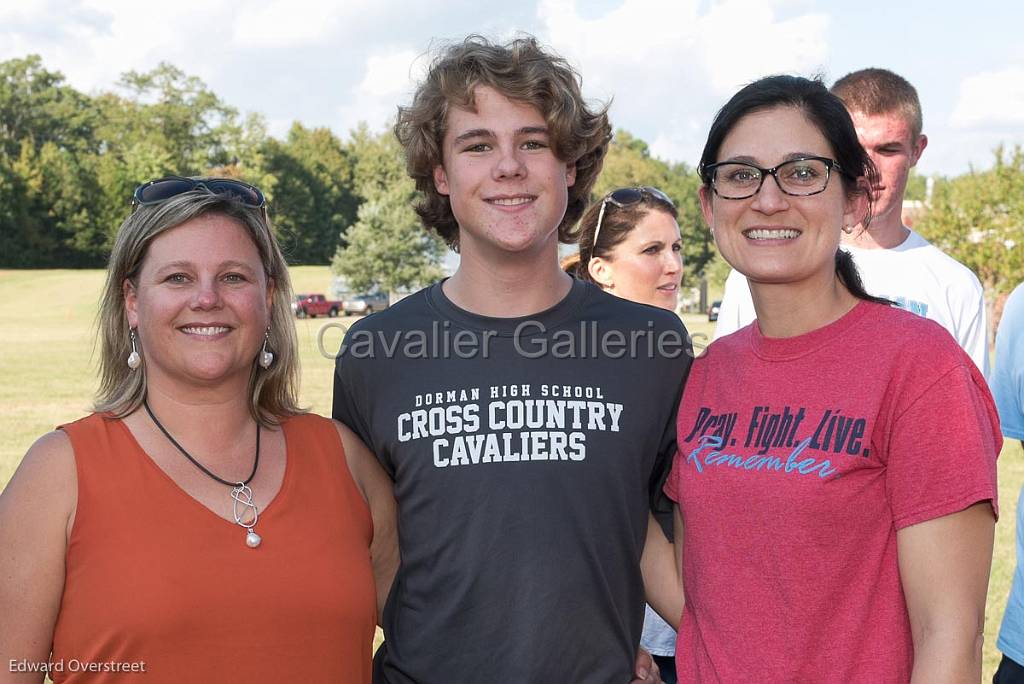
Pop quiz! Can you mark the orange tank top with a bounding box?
[51,413,375,683]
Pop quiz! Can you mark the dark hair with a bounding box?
[563,188,678,283]
[394,34,611,250]
[698,74,887,305]
[832,68,923,140]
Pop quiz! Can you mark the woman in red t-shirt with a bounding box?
[648,76,1000,682]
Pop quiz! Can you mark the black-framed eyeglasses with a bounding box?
[593,186,675,247]
[132,176,267,213]
[700,156,843,200]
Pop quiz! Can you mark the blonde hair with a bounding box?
[95,191,302,426]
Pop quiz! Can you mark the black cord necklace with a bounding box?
[143,398,263,548]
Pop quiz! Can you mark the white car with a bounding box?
[343,292,389,316]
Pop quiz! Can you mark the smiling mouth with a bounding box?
[181,326,231,336]
[486,196,535,207]
[743,228,801,240]
[657,283,678,291]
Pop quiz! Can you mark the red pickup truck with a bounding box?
[292,293,342,318]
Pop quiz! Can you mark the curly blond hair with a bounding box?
[395,34,612,249]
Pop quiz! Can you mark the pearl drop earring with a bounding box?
[259,328,274,369]
[127,328,142,370]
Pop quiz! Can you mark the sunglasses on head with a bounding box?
[592,187,674,248]
[132,176,267,212]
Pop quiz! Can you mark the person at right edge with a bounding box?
[713,68,989,375]
[993,281,1024,683]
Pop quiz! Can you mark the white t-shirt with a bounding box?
[713,228,989,374]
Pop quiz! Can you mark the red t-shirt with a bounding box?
[665,300,1000,683]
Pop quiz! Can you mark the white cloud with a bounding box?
[4,0,1018,177]
[0,0,51,20]
[691,0,829,94]
[0,0,377,94]
[335,49,426,134]
[950,67,1024,128]
[0,0,237,94]
[538,0,829,165]
[232,0,366,48]
[0,0,828,168]
[358,51,421,98]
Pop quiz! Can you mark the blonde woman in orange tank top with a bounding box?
[0,178,398,683]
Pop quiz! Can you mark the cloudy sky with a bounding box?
[3,0,1021,176]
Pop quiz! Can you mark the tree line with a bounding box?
[0,56,710,292]
[2,55,1021,300]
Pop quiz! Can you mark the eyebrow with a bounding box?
[155,260,258,273]
[220,261,258,272]
[726,152,825,165]
[451,129,492,146]
[517,126,549,137]
[640,237,682,247]
[451,126,550,147]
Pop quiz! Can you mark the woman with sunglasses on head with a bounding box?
[648,76,1001,682]
[564,186,684,682]
[0,177,397,683]
[564,186,683,312]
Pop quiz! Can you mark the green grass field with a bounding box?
[0,267,1018,678]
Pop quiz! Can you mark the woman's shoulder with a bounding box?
[4,427,78,526]
[280,412,355,450]
[861,303,986,406]
[865,301,966,359]
[698,323,752,359]
[288,415,374,468]
[24,428,75,467]
[58,412,115,438]
[280,412,340,441]
[280,414,379,502]
[280,411,324,427]
[699,302,968,372]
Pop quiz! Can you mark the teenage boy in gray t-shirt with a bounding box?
[333,35,689,684]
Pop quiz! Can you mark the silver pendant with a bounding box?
[231,483,261,548]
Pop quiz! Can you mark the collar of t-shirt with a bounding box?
[426,277,591,337]
[747,299,873,361]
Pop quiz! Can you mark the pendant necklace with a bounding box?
[143,399,263,548]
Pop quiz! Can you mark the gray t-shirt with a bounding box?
[332,279,691,683]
